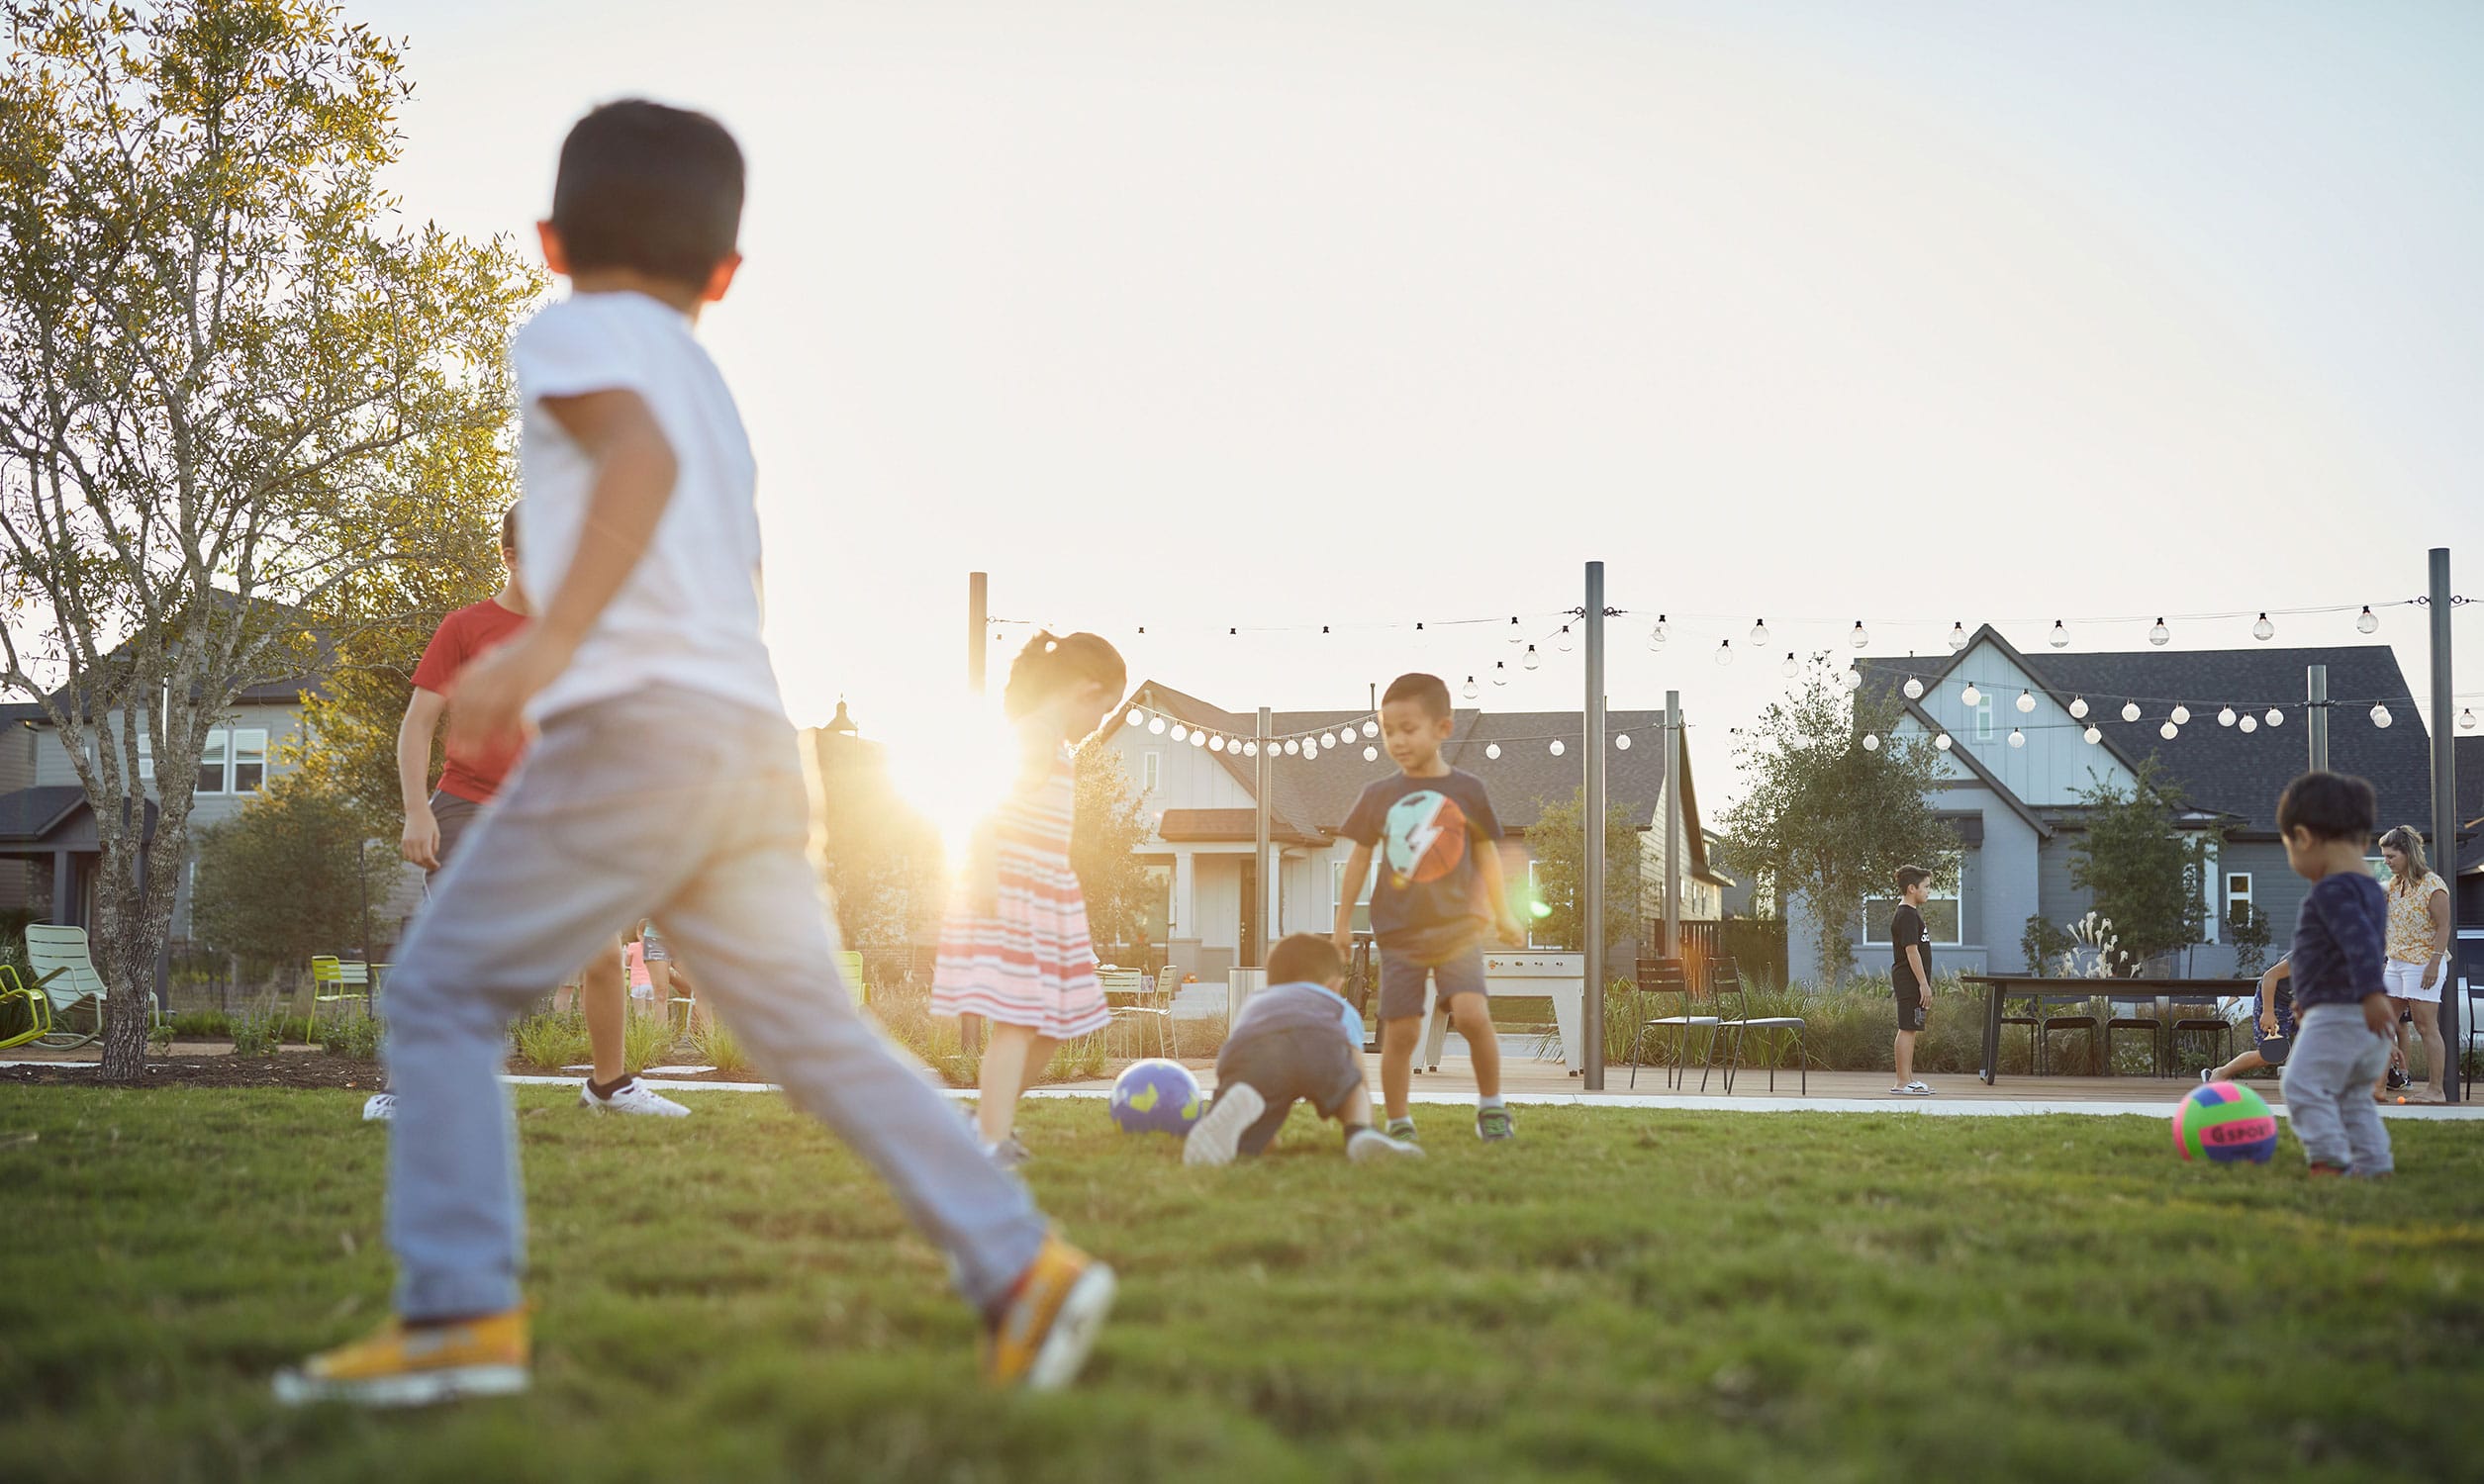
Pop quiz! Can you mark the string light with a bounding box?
[2121,700,2143,723]
[1862,733,1880,752]
[2370,704,2393,729]
[2160,721,2179,740]
[1362,719,1379,738]
[1507,616,1524,644]
[1485,743,1502,760]
[2239,715,2257,734]
[1523,644,1540,671]
[2008,728,2026,749]
[1649,616,1668,651]
[1549,739,1567,756]
[1750,618,1771,646]
[1301,740,1317,760]
[1715,640,1733,666]
[1243,741,1258,757]
[1557,624,1575,652]
[1321,732,1338,748]
[2083,725,2103,745]
[1149,716,1167,735]
[1208,735,1225,751]
[1781,652,1798,678]
[2049,621,2069,649]
[1903,677,1925,700]
[1491,662,1508,687]
[2462,708,2477,732]
[2357,605,2379,634]
[1169,723,1188,742]
[1190,730,1206,748]
[2252,612,2275,642]
[2069,696,2089,719]
[1463,676,1479,699]
[1615,733,1633,750]
[1935,733,1954,751]
[2218,707,2237,727]
[1840,669,1863,693]
[1284,738,1301,755]
[1364,746,1380,760]
[1949,622,1968,652]
[2016,689,2036,713]
[1960,684,1982,706]
[2150,618,2170,646]
[2265,707,2284,727]
[2170,704,2191,726]
[1850,621,1869,648]
[1126,707,1145,726]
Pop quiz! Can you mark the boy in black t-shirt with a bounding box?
[1889,865,1936,1095]
[1332,673,1526,1143]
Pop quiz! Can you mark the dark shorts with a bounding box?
[1894,985,1926,1032]
[429,789,489,882]
[1377,948,1486,1021]
[1214,1026,1367,1156]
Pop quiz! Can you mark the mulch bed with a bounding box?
[0,1053,385,1090]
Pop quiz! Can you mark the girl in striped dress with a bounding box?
[933,631,1125,1163]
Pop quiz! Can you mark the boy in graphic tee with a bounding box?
[1332,672,1525,1144]
[1888,865,1935,1096]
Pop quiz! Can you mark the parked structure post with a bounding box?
[2307,665,2329,774]
[2428,548,2461,1103]
[1582,563,1607,1090]
[1254,706,1273,967]
[1665,690,1682,964]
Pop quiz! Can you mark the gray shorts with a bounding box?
[1214,1026,1367,1156]
[429,789,489,881]
[1377,948,1486,1021]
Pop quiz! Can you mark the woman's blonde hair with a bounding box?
[1003,630,1127,721]
[2378,824,2430,892]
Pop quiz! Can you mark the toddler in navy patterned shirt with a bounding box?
[2272,772,2395,1177]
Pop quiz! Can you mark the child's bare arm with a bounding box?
[1476,838,1524,946]
[1907,945,1932,1014]
[447,390,677,753]
[1333,843,1373,954]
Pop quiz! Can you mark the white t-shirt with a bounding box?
[509,291,784,722]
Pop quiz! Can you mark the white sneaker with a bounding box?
[579,1078,692,1117]
[1182,1083,1266,1167]
[361,1092,395,1122]
[1890,1081,1934,1096]
[1346,1126,1426,1162]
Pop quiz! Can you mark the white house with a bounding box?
[1099,682,1727,983]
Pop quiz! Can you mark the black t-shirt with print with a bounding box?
[1340,769,1505,963]
[1890,902,1930,993]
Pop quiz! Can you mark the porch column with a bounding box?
[1171,848,1196,941]
[49,847,69,924]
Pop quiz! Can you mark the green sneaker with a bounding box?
[1477,1105,1516,1142]
[1385,1117,1419,1143]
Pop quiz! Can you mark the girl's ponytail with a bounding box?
[1003,630,1127,719]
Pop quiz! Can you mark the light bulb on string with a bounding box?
[1243,741,1258,757]
[1190,730,1207,748]
[1363,746,1379,761]
[2218,707,2237,727]
[2370,704,2392,729]
[1484,743,1502,760]
[1714,641,1733,666]
[2462,708,2477,732]
[1126,707,1145,726]
[1749,618,1770,646]
[1948,622,1968,652]
[1301,741,1317,760]
[2083,725,2102,745]
[1903,677,1924,700]
[1463,677,1479,699]
[1649,615,1668,650]
[1781,652,1798,678]
[1362,719,1378,738]
[1615,733,1632,750]
[2008,728,2026,749]
[1506,616,1524,644]
[1148,716,1167,735]
[1935,733,1953,751]
[2069,696,2089,719]
[2265,707,2284,727]
[1549,740,1567,757]
[2252,612,2275,642]
[1523,644,1540,671]
[1557,624,1574,652]
[2357,605,2379,634]
[1491,662,1508,687]
[1960,684,1982,706]
[1321,732,1338,748]
[2121,700,2142,723]
[1208,735,1225,752]
[2149,617,2170,646]
[2049,621,2069,649]
[2239,715,2257,734]
[1840,669,1863,693]
[1285,738,1301,755]
[1169,724,1188,742]
[1850,621,1869,649]
[1862,733,1880,752]
[2016,689,2036,713]
[2160,721,2179,740]
[2170,704,2191,726]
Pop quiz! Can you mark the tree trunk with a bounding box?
[93,809,186,1084]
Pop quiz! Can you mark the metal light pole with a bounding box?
[1665,690,1682,963]
[2427,548,2461,1103]
[1254,706,1273,967]
[2307,665,2329,773]
[1582,562,1606,1089]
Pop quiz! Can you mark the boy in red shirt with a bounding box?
[368,503,686,1120]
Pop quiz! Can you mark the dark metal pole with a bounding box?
[1665,690,1682,962]
[2308,665,2329,774]
[1255,706,1272,967]
[1582,562,1606,1089]
[2428,548,2460,1103]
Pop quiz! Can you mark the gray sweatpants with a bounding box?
[382,689,1047,1321]
[2278,1003,2395,1175]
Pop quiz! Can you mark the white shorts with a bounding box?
[2382,958,2442,1004]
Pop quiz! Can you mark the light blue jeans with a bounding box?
[382,689,1047,1320]
[2278,1003,2395,1175]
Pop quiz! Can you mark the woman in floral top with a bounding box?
[2377,825,2452,1103]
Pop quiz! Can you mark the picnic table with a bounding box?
[1959,975,2249,1085]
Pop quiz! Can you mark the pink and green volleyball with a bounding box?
[2173,1081,2278,1163]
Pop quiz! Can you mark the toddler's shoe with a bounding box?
[983,1236,1114,1390]
[1183,1084,1266,1167]
[1347,1126,1425,1161]
[1385,1117,1419,1143]
[273,1309,528,1408]
[1477,1105,1516,1142]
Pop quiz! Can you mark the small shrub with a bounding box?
[320,1009,382,1062]
[169,1010,232,1040]
[690,1017,754,1077]
[230,1003,285,1058]
[510,1011,591,1072]
[147,1021,174,1052]
[621,1009,673,1074]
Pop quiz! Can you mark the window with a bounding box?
[1333,855,1374,933]
[135,729,152,783]
[196,731,228,794]
[2226,872,2254,927]
[1141,750,1162,794]
[1972,696,1994,742]
[1862,888,1964,946]
[231,728,266,792]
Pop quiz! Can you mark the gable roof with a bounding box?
[1105,680,1719,881]
[1861,629,2432,836]
[0,786,158,847]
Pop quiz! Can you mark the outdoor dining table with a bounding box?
[1960,975,2248,1084]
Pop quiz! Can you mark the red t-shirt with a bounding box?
[411,597,529,803]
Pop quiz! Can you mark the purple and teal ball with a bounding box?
[2173,1080,2278,1163]
[1109,1059,1202,1136]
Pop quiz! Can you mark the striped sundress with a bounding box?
[930,742,1111,1039]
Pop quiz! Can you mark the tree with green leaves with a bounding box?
[0,0,536,1079]
[1521,785,1641,955]
[190,767,396,976]
[2066,759,2217,973]
[1072,735,1156,957]
[1717,657,1957,988]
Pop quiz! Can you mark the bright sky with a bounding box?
[360,0,2484,805]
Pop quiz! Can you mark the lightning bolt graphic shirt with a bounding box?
[1340,769,1505,965]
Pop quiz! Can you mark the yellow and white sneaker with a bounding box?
[981,1237,1115,1391]
[272,1308,529,1407]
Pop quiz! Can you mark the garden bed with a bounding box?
[0,1053,383,1091]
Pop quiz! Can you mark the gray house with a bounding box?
[1787,626,2438,982]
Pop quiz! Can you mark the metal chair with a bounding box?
[1710,957,1807,1095]
[308,957,371,1039]
[835,948,868,1008]
[2170,995,2236,1076]
[1099,965,1174,1060]
[2105,994,2163,1077]
[1628,958,1720,1090]
[1999,989,2042,1073]
[26,924,137,1050]
[2041,994,2103,1075]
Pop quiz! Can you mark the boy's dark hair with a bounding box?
[501,503,521,552]
[1003,631,1126,721]
[1381,673,1453,721]
[2276,771,2377,843]
[552,100,744,288]
[1894,865,1932,893]
[1266,933,1346,987]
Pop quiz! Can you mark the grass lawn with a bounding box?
[4,1087,2480,1482]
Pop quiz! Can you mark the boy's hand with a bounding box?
[2359,993,2396,1038]
[1332,931,1354,959]
[400,801,441,872]
[444,631,570,760]
[2258,1008,2279,1038]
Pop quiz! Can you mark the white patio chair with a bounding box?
[1099,965,1173,1060]
[26,924,147,1051]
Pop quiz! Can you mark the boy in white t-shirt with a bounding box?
[276,101,1112,1406]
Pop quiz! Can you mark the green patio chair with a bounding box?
[0,963,51,1051]
[308,957,371,1038]
[836,948,868,1008]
